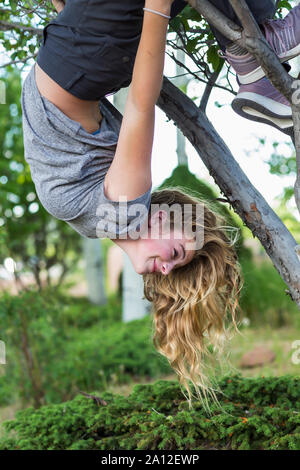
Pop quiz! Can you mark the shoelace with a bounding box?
[262,18,287,54]
[218,48,258,64]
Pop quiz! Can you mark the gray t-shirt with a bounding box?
[21,64,152,239]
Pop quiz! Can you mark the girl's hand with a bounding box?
[51,0,65,13]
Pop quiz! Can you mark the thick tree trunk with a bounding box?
[82,238,107,305]
[174,35,189,166]
[0,340,5,365]
[122,252,152,322]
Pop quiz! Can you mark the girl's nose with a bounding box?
[161,260,175,275]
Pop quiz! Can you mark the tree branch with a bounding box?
[166,50,235,96]
[228,0,263,37]
[0,20,42,35]
[200,59,224,111]
[1,53,38,69]
[187,0,242,42]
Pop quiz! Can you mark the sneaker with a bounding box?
[224,4,300,84]
[231,76,294,136]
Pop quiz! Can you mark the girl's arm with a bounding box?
[52,0,65,13]
[103,0,174,201]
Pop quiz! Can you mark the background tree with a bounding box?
[0,67,82,289]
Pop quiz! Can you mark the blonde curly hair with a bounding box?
[143,187,243,409]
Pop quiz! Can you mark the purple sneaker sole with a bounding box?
[232,77,294,137]
[232,95,294,137]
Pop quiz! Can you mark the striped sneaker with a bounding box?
[231,76,294,136]
[224,4,300,84]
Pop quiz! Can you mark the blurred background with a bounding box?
[0,0,300,432]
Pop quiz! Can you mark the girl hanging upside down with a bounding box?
[22,0,300,404]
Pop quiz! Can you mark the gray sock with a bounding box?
[226,43,249,56]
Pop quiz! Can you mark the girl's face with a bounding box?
[132,229,196,275]
[126,211,196,275]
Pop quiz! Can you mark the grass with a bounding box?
[224,325,300,377]
[103,324,300,398]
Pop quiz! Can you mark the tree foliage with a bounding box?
[0,68,82,288]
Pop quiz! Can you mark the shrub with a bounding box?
[239,258,300,327]
[1,375,299,450]
[0,290,170,407]
[0,289,68,407]
[41,316,171,404]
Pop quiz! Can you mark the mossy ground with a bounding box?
[0,375,300,450]
[1,323,299,447]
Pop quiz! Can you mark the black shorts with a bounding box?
[37,0,187,100]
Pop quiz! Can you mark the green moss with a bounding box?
[1,375,299,450]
